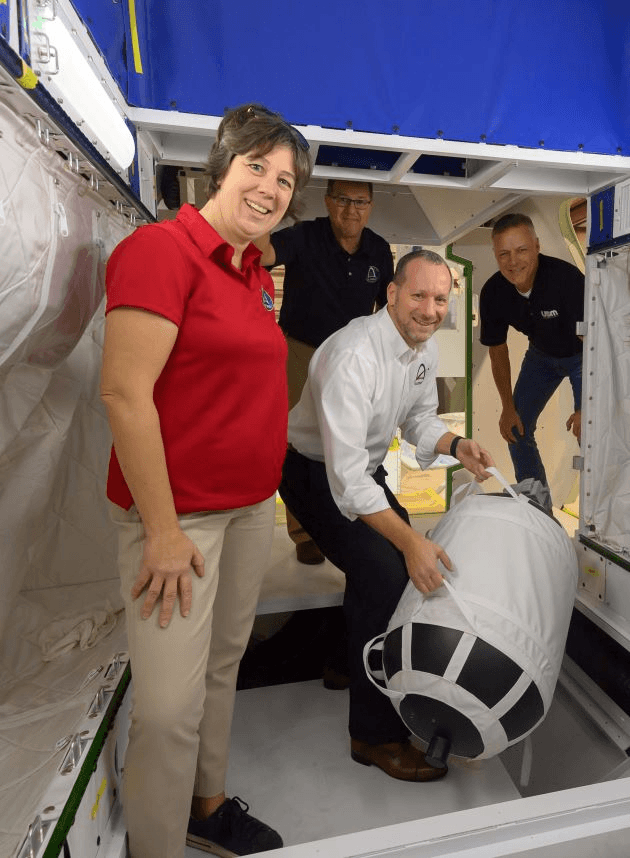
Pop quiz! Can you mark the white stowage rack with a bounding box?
[0,70,137,858]
[12,647,131,858]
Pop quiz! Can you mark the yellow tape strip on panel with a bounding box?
[91,778,108,820]
[128,0,144,74]
[17,60,38,89]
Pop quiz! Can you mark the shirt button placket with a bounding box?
[393,361,409,441]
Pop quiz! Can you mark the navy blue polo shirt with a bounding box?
[480,254,584,358]
[271,217,394,348]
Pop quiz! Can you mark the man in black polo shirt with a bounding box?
[258,180,393,565]
[479,213,584,508]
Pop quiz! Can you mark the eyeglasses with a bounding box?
[328,195,372,210]
[232,104,310,151]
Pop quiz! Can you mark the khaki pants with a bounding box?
[111,496,275,858]
[284,334,316,546]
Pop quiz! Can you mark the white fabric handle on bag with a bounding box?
[487,466,529,504]
[450,476,483,506]
[362,634,405,699]
[441,578,479,634]
[450,467,526,506]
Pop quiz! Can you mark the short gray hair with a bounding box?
[393,249,452,288]
[203,103,312,222]
[492,213,536,238]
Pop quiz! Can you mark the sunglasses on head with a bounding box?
[230,104,310,152]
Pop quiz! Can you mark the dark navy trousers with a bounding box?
[511,345,582,490]
[280,449,410,744]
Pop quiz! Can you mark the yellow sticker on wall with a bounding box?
[91,778,108,820]
[17,61,38,90]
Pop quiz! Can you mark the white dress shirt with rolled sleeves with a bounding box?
[288,306,449,521]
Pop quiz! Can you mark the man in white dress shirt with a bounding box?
[280,249,494,782]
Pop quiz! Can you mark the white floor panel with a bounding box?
[257,527,345,615]
[256,513,443,617]
[186,679,520,855]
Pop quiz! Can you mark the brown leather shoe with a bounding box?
[296,540,325,565]
[350,739,448,782]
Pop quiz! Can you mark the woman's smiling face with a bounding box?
[214,145,296,246]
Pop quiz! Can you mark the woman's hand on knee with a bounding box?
[132,528,205,628]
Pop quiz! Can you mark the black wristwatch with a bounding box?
[449,435,465,459]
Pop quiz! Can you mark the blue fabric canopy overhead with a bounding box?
[72,0,630,155]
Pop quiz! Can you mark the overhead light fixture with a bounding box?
[33,13,135,171]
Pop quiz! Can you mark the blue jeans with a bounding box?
[510,345,582,489]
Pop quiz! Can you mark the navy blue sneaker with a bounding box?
[186,796,283,856]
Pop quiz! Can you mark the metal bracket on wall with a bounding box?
[596,249,620,267]
[31,30,59,75]
[33,0,57,19]
[59,733,88,775]
[16,815,53,858]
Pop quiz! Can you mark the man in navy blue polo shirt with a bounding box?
[479,213,584,507]
[258,180,393,565]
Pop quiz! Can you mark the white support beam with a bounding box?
[389,151,424,183]
[468,160,518,189]
[432,194,527,246]
[298,124,630,174]
[153,133,213,167]
[126,107,630,248]
[266,777,630,857]
[311,165,388,185]
[128,106,221,136]
[128,108,630,177]
[491,167,619,196]
[308,141,321,165]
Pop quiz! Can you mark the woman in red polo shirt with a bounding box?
[101,104,311,858]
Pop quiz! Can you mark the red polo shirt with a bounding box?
[105,204,288,513]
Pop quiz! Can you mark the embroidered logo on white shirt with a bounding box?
[415,364,426,384]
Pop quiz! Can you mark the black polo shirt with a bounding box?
[271,217,394,348]
[480,254,584,358]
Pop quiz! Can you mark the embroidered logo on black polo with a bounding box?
[366,266,379,283]
[415,364,426,384]
[261,286,274,311]
[540,309,559,319]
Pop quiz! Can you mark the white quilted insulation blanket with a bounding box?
[0,99,131,856]
[582,252,630,557]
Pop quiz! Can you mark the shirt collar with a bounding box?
[377,306,427,363]
[323,216,370,257]
[175,204,262,271]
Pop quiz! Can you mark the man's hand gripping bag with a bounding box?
[364,469,578,767]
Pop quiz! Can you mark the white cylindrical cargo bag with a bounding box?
[364,469,578,764]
